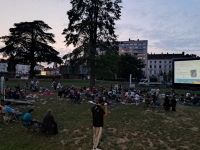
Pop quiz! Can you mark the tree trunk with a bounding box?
[29,62,36,79]
[90,61,95,86]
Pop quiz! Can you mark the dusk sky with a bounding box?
[1,0,200,61]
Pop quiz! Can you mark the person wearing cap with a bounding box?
[91,98,108,150]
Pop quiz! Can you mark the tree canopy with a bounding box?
[63,0,122,85]
[117,54,145,80]
[0,20,62,77]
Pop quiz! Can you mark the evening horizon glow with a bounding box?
[1,0,200,66]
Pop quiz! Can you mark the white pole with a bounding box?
[129,74,132,87]
[1,76,5,100]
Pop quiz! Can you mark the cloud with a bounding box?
[115,0,200,56]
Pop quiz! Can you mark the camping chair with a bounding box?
[22,119,43,132]
[21,118,35,130]
[3,110,18,124]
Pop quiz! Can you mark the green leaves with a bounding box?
[117,54,145,79]
[63,0,122,85]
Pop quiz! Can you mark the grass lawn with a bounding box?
[1,79,200,150]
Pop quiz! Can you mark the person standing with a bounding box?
[91,98,108,150]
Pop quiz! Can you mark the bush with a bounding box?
[150,78,158,82]
[35,75,61,79]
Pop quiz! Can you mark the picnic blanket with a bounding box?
[26,94,39,98]
[178,102,192,106]
[120,102,135,105]
[88,101,115,107]
[38,92,55,96]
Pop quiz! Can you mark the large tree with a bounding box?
[0,20,62,78]
[63,0,122,86]
[117,54,145,80]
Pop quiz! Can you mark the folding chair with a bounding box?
[3,109,18,124]
[21,118,34,130]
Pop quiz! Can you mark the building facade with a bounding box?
[15,64,45,75]
[0,60,8,72]
[34,64,44,71]
[147,52,185,78]
[59,65,88,79]
[119,39,148,76]
[15,64,30,75]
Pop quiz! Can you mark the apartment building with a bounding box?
[147,52,184,77]
[119,39,148,76]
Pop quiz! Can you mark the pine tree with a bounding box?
[63,0,122,85]
[0,20,62,78]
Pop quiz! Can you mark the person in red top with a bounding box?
[74,88,78,95]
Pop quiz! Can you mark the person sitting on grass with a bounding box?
[163,95,170,111]
[134,93,141,107]
[42,109,58,134]
[171,96,177,111]
[185,94,192,105]
[191,94,200,106]
[23,109,39,129]
[3,101,23,120]
[145,94,152,107]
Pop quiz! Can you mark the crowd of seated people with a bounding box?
[30,80,39,91]
[163,95,177,111]
[5,85,28,99]
[22,108,58,134]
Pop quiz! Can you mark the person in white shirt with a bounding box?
[114,83,118,90]
[186,92,191,98]
[156,88,160,98]
[130,91,135,98]
[135,93,140,107]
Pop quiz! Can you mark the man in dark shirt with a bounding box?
[91,98,108,150]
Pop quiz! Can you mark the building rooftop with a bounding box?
[148,52,184,59]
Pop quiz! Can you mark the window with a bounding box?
[159,61,161,63]
[169,65,171,68]
[154,65,156,68]
[169,61,171,63]
[150,61,152,63]
[154,61,156,63]
[164,61,166,63]
[154,70,156,74]
[159,65,161,68]
[150,65,152,68]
